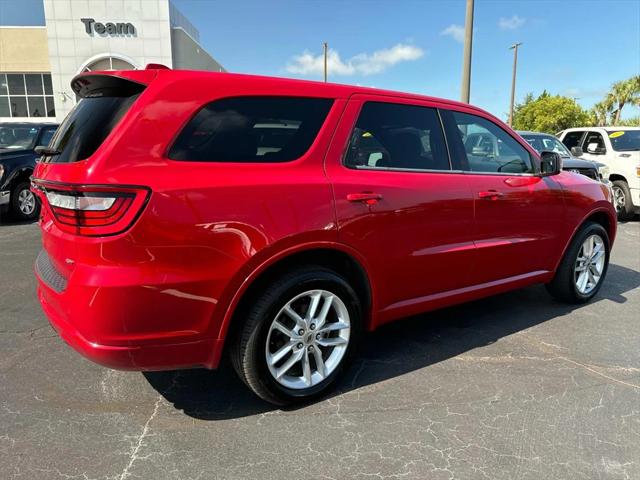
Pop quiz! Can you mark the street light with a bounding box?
[508,42,522,126]
[460,0,474,103]
[323,42,328,82]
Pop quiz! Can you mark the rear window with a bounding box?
[45,94,139,163]
[168,96,334,162]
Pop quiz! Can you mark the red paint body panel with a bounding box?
[33,70,616,371]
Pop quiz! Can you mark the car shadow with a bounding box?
[144,262,640,420]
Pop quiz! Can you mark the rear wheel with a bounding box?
[546,222,609,303]
[230,266,362,405]
[10,182,39,221]
[612,180,634,221]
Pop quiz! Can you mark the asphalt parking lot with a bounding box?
[0,219,638,480]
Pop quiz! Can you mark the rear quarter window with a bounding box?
[168,96,334,162]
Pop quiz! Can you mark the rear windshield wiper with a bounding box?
[35,146,61,156]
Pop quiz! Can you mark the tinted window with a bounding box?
[37,128,57,148]
[449,111,533,174]
[345,102,450,171]
[607,130,640,152]
[169,97,333,162]
[46,95,139,163]
[561,131,584,149]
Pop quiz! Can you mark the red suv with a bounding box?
[33,68,616,405]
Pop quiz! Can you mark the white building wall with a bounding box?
[43,0,174,121]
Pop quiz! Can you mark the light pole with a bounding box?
[460,0,474,103]
[323,42,328,82]
[508,42,522,126]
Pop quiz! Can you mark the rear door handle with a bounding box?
[347,192,383,205]
[478,190,504,199]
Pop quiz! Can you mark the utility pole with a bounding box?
[508,42,522,126]
[460,0,474,103]
[323,42,328,82]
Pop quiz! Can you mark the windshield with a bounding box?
[607,130,640,152]
[521,134,571,157]
[0,126,39,150]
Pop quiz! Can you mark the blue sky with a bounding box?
[2,0,639,120]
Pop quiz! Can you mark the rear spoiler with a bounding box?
[71,71,157,98]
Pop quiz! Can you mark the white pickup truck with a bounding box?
[557,127,640,220]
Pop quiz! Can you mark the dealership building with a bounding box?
[0,0,224,123]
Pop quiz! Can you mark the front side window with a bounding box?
[449,111,533,174]
[582,132,606,154]
[561,131,584,149]
[344,102,450,171]
[169,97,334,162]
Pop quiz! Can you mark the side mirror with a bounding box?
[586,142,605,154]
[571,146,583,157]
[540,151,562,176]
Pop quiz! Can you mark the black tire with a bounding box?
[546,222,610,304]
[230,266,362,406]
[612,180,634,221]
[9,182,40,221]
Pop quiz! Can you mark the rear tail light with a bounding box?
[32,181,150,236]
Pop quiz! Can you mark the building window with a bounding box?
[81,57,135,72]
[0,73,56,118]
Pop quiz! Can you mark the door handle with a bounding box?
[478,190,504,200]
[347,192,383,205]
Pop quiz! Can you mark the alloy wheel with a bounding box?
[612,186,625,212]
[574,234,605,295]
[18,189,36,215]
[265,289,350,390]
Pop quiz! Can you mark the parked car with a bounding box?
[557,127,640,220]
[33,69,616,405]
[0,122,58,220]
[517,131,610,183]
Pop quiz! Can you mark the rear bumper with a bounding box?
[39,283,221,370]
[35,249,225,371]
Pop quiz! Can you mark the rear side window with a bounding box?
[46,95,139,163]
[344,102,450,171]
[169,97,334,162]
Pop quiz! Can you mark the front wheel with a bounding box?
[230,266,362,405]
[612,180,634,221]
[546,222,610,304]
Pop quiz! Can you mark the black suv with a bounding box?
[0,123,58,221]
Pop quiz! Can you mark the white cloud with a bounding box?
[441,24,465,43]
[499,15,526,30]
[285,43,424,77]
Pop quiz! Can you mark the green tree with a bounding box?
[617,116,640,127]
[594,76,640,126]
[512,92,591,133]
[590,100,611,126]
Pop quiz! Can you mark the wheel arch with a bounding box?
[214,243,375,364]
[552,206,616,273]
[609,173,627,184]
[6,166,34,190]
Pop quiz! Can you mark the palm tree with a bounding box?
[591,100,612,126]
[606,76,640,125]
